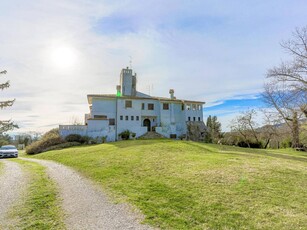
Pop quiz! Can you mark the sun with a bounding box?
[50,45,77,70]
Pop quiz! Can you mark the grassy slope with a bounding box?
[28,140,307,229]
[11,159,65,229]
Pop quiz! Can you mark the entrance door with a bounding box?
[143,119,151,132]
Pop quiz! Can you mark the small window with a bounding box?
[193,117,196,121]
[136,116,139,121]
[153,118,155,122]
[94,115,107,119]
[109,118,115,126]
[125,116,128,120]
[198,117,201,121]
[181,104,185,110]
[198,105,201,110]
[192,104,196,110]
[141,103,145,110]
[120,115,123,120]
[148,103,154,110]
[186,104,191,110]
[188,117,191,121]
[125,100,132,108]
[163,103,169,110]
[131,116,134,120]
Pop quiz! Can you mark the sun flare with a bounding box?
[50,46,77,70]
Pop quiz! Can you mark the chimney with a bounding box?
[169,89,175,99]
[116,85,121,97]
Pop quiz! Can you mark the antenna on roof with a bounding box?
[129,55,132,69]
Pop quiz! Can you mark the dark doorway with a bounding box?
[143,119,151,131]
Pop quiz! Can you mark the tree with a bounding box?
[262,81,304,148]
[205,115,222,143]
[0,70,18,134]
[230,109,261,148]
[264,26,307,148]
[266,26,307,117]
[0,134,12,146]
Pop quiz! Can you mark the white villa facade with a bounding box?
[59,67,205,142]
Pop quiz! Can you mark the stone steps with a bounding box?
[138,131,166,139]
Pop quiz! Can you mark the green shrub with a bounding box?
[26,129,65,154]
[80,135,90,144]
[64,134,90,144]
[119,130,131,140]
[101,136,107,143]
[65,134,82,143]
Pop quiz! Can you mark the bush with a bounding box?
[237,141,262,148]
[26,128,65,154]
[119,130,131,140]
[65,134,82,143]
[101,136,107,143]
[64,134,90,144]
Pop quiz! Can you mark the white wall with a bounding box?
[185,103,203,122]
[117,98,160,138]
[91,98,116,119]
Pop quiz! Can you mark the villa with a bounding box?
[59,67,206,142]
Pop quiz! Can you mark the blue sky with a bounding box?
[0,0,306,132]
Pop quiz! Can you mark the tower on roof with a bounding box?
[120,67,137,96]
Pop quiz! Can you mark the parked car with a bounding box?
[0,145,18,158]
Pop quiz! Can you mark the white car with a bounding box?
[0,145,18,158]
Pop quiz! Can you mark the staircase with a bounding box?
[138,131,166,139]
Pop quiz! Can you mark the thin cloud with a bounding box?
[1,0,306,132]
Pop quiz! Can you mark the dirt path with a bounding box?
[22,158,152,230]
[0,160,28,228]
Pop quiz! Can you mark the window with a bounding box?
[125,100,132,108]
[136,116,139,121]
[188,117,191,121]
[94,115,107,119]
[109,118,115,126]
[148,103,154,110]
[125,116,128,120]
[198,117,201,121]
[193,117,196,121]
[198,105,201,110]
[131,116,134,120]
[192,104,196,110]
[163,103,169,110]
[141,103,145,110]
[120,115,123,120]
[181,104,185,110]
[186,104,191,110]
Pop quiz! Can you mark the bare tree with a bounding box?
[0,70,18,133]
[266,26,307,119]
[68,115,83,125]
[262,81,304,148]
[264,26,307,148]
[230,109,260,148]
[267,26,307,92]
[260,109,286,148]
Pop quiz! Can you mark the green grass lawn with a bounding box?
[27,140,307,229]
[10,159,65,229]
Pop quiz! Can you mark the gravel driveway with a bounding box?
[22,158,152,230]
[0,160,28,228]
